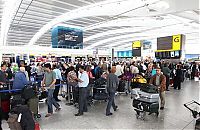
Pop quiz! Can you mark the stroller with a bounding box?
[184,100,200,130]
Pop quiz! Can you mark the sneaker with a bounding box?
[75,113,83,116]
[114,106,118,111]
[160,107,164,110]
[55,108,61,112]
[106,113,113,116]
[45,113,52,117]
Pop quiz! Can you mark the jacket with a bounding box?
[107,73,119,93]
[149,74,166,92]
[13,71,28,89]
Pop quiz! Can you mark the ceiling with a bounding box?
[0,0,199,51]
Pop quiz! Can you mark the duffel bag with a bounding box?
[140,83,158,93]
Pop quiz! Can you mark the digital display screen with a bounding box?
[132,47,141,57]
[165,52,170,58]
[170,52,175,57]
[52,26,83,49]
[175,51,179,57]
[157,36,173,50]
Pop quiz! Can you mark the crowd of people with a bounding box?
[0,59,200,129]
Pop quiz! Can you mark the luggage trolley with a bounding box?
[184,100,200,130]
[131,88,159,120]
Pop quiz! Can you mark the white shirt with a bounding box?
[78,71,89,87]
[115,65,124,76]
[130,65,139,74]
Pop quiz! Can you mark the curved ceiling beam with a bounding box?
[84,16,182,43]
[0,0,21,46]
[28,0,154,45]
[85,22,184,49]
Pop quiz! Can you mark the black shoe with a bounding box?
[106,113,113,116]
[114,106,118,111]
[160,107,164,110]
[166,89,170,91]
[75,113,83,116]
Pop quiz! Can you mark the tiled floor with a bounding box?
[2,80,200,130]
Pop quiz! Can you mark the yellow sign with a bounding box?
[132,40,141,48]
[172,34,181,50]
[155,49,174,52]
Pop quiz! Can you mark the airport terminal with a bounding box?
[0,0,199,129]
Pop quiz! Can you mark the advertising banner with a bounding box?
[52,26,83,49]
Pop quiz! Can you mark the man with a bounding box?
[42,63,61,117]
[13,67,28,89]
[149,67,166,110]
[75,65,89,116]
[94,63,103,79]
[162,63,171,91]
[115,62,124,77]
[106,66,119,116]
[53,64,63,101]
[0,64,7,130]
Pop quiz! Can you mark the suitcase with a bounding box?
[140,84,158,93]
[138,91,159,102]
[93,87,108,100]
[1,100,10,113]
[118,80,126,92]
[133,97,159,115]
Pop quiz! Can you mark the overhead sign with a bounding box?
[172,34,181,50]
[157,34,184,51]
[132,40,141,48]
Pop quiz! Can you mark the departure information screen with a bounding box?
[157,36,173,50]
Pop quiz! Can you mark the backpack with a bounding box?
[7,113,22,130]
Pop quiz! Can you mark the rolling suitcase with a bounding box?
[117,80,126,92]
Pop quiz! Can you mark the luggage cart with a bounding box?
[184,100,200,130]
[131,88,159,120]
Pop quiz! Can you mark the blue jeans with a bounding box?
[47,89,60,113]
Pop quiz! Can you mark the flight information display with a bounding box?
[155,50,181,59]
[157,36,173,50]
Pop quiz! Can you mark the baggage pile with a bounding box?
[131,83,159,120]
[0,82,41,130]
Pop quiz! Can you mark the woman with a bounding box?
[106,66,119,116]
[123,67,132,93]
[85,65,95,84]
[67,66,78,104]
[173,65,183,90]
